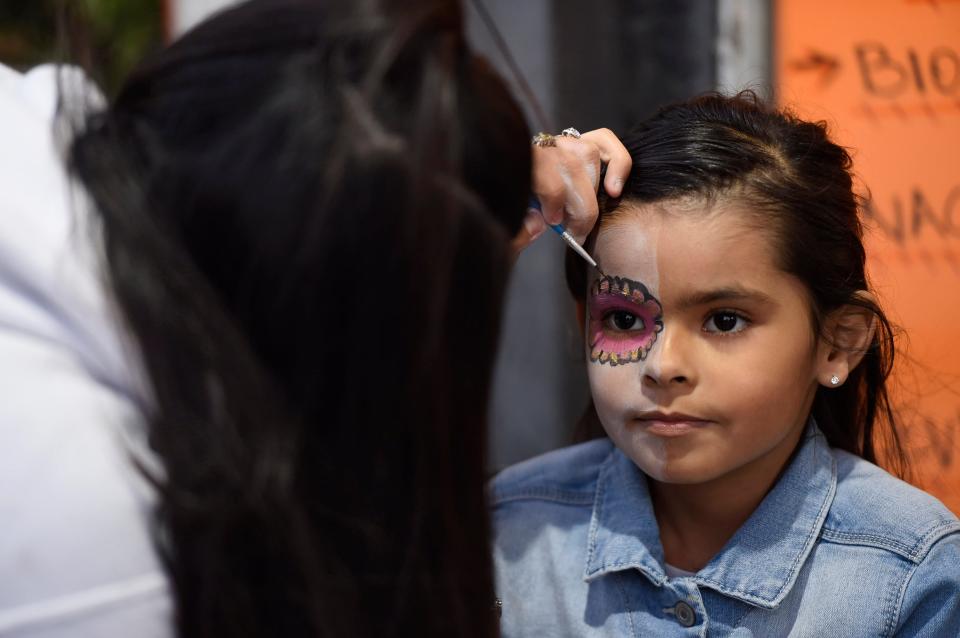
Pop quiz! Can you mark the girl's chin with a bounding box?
[644,468,717,485]
[631,449,727,485]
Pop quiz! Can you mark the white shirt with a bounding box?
[663,563,696,580]
[0,63,171,637]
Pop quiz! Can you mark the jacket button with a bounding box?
[674,601,696,627]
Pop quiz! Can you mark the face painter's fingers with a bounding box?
[580,128,632,198]
[529,133,605,245]
[554,135,601,244]
[531,144,567,226]
[556,134,601,191]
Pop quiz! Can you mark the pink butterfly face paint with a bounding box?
[588,275,664,366]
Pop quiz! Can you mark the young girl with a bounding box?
[491,93,960,636]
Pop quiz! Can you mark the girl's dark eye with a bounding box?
[607,311,644,331]
[713,313,738,331]
[703,312,748,334]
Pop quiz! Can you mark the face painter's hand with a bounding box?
[513,128,632,254]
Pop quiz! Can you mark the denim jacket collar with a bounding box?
[584,423,837,608]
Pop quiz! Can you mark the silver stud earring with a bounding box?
[830,375,840,386]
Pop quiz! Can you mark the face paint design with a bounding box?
[588,275,663,366]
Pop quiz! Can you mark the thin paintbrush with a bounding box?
[528,196,605,277]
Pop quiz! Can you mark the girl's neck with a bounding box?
[648,427,805,573]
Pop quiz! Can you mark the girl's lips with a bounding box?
[634,413,713,437]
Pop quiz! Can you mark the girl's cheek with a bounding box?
[587,360,641,423]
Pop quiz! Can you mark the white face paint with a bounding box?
[586,199,822,486]
[586,209,668,475]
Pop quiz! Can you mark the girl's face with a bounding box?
[587,198,821,486]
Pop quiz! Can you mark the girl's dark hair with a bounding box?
[566,91,908,478]
[67,1,530,636]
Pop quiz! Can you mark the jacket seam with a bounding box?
[818,529,917,559]
[914,521,960,559]
[584,450,614,578]
[613,572,638,638]
[492,488,596,507]
[691,578,774,608]
[820,520,960,563]
[690,589,708,638]
[592,560,655,572]
[583,448,617,578]
[884,556,920,637]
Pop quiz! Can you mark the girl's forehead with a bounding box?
[593,200,780,285]
[595,209,662,259]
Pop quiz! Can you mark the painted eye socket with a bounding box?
[605,311,646,332]
[587,275,664,366]
[703,312,748,334]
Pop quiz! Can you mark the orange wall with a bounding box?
[776,0,960,512]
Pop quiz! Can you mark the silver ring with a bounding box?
[560,127,582,139]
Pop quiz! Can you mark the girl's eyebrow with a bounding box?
[674,286,775,310]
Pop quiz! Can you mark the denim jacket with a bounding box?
[491,425,960,637]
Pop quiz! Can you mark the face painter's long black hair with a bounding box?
[67,1,530,636]
[567,92,908,479]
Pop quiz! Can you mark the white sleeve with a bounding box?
[0,63,172,637]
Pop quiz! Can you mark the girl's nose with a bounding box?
[642,327,694,388]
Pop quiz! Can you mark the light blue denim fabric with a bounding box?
[491,424,960,637]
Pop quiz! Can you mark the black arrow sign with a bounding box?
[789,49,842,88]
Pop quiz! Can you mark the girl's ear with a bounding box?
[815,291,877,387]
